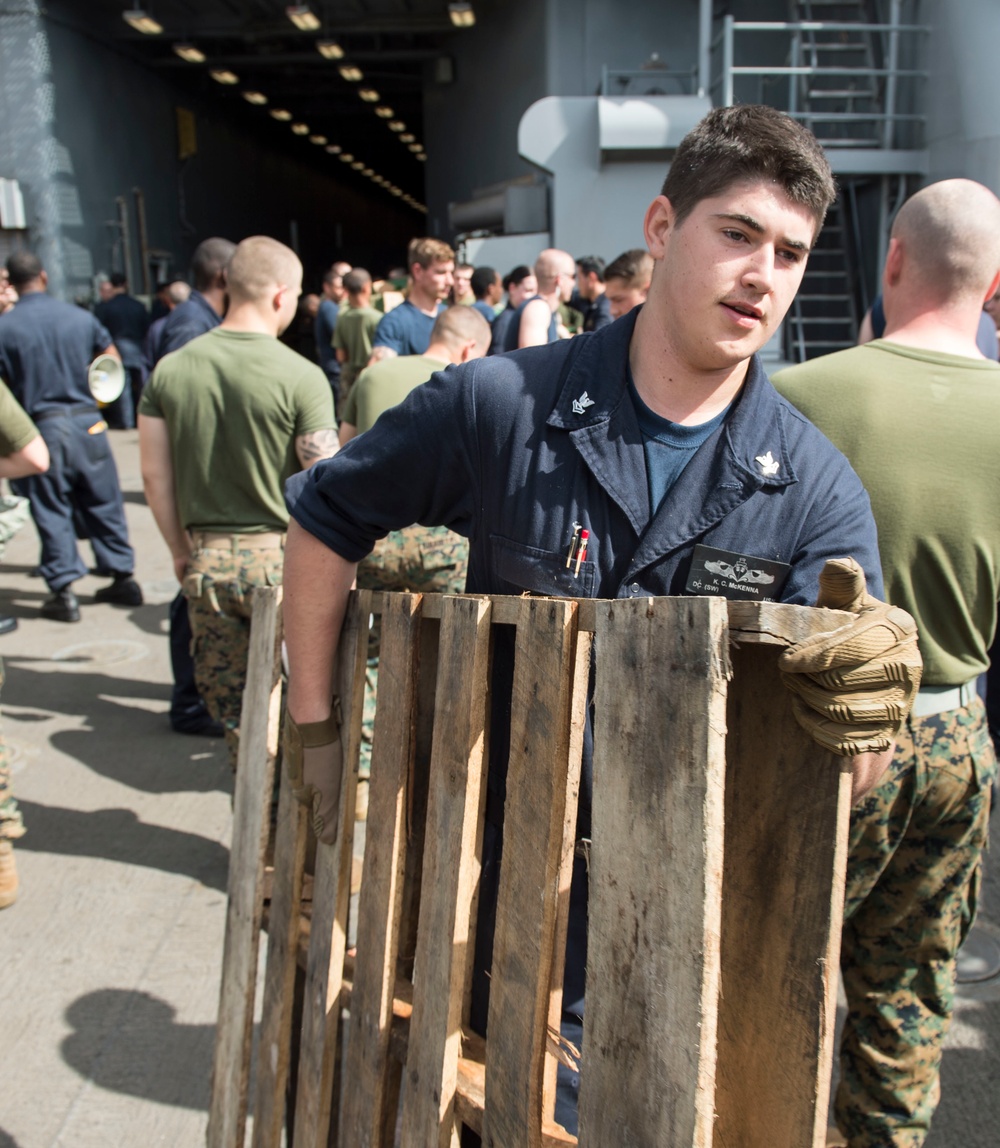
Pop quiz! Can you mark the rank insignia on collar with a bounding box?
[572,391,595,415]
[755,450,780,476]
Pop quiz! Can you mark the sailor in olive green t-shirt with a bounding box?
[0,378,49,907]
[139,237,337,767]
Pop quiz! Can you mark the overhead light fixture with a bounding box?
[391,187,404,196]
[351,161,365,170]
[291,122,310,135]
[173,43,205,63]
[325,144,342,154]
[358,88,380,103]
[408,143,423,152]
[339,153,354,162]
[375,106,394,119]
[388,120,406,132]
[316,40,344,60]
[448,2,476,28]
[338,65,363,82]
[210,69,240,84]
[242,91,268,105]
[399,133,415,143]
[123,9,163,34]
[286,5,321,31]
[362,167,374,176]
[310,134,327,145]
[270,108,293,121]
[415,153,427,162]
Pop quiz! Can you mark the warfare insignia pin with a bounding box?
[755,450,780,476]
[572,391,595,415]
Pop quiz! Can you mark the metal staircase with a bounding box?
[710,0,928,361]
[787,1,875,358]
[788,197,859,362]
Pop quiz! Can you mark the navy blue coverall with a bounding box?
[287,309,883,1133]
[0,292,134,592]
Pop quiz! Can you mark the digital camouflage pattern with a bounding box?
[356,525,468,778]
[836,697,997,1147]
[0,659,25,841]
[183,542,285,768]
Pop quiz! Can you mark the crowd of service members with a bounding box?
[280,241,656,419]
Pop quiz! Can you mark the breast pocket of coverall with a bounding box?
[490,534,597,598]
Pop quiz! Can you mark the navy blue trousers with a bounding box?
[13,408,133,592]
[168,590,213,727]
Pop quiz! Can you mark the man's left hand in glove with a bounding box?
[778,557,923,799]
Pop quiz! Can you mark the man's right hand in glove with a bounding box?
[284,700,343,846]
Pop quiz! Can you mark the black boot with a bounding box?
[95,573,143,607]
[41,588,80,623]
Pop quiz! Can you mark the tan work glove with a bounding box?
[283,700,343,846]
[778,558,922,756]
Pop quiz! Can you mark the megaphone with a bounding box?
[88,354,126,406]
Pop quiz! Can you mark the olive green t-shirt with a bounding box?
[332,305,382,373]
[773,340,1000,685]
[342,355,449,434]
[0,379,39,456]
[139,328,334,532]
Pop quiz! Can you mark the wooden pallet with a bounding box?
[208,588,854,1148]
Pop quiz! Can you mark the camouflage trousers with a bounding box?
[835,696,997,1147]
[182,538,285,769]
[356,526,468,779]
[0,658,24,842]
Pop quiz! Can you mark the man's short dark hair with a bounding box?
[109,271,127,289]
[6,252,43,290]
[502,265,534,292]
[190,237,237,292]
[343,268,372,294]
[661,104,836,232]
[604,249,654,289]
[576,256,605,282]
[470,266,498,300]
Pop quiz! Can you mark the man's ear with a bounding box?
[643,195,675,260]
[983,269,1000,304]
[883,237,904,287]
[458,338,478,363]
[273,284,288,313]
[39,269,49,290]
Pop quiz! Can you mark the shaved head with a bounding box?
[534,248,576,294]
[430,304,492,357]
[226,236,302,304]
[892,179,1000,305]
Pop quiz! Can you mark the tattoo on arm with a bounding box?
[296,427,339,467]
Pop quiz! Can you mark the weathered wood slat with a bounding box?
[399,595,493,1148]
[541,628,593,1127]
[369,592,851,645]
[251,764,310,1147]
[580,596,730,1148]
[339,593,423,1147]
[292,589,371,1148]
[714,644,852,1148]
[207,586,283,1148]
[481,599,580,1148]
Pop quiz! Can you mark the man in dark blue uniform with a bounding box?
[148,238,234,738]
[572,255,613,332]
[94,271,150,429]
[0,253,141,622]
[280,106,920,1136]
[152,237,235,364]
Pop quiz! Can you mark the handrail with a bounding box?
[710,10,928,152]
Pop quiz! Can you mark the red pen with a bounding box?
[574,529,589,577]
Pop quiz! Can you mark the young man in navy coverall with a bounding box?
[280,106,920,1136]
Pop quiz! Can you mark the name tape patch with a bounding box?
[685,544,790,602]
